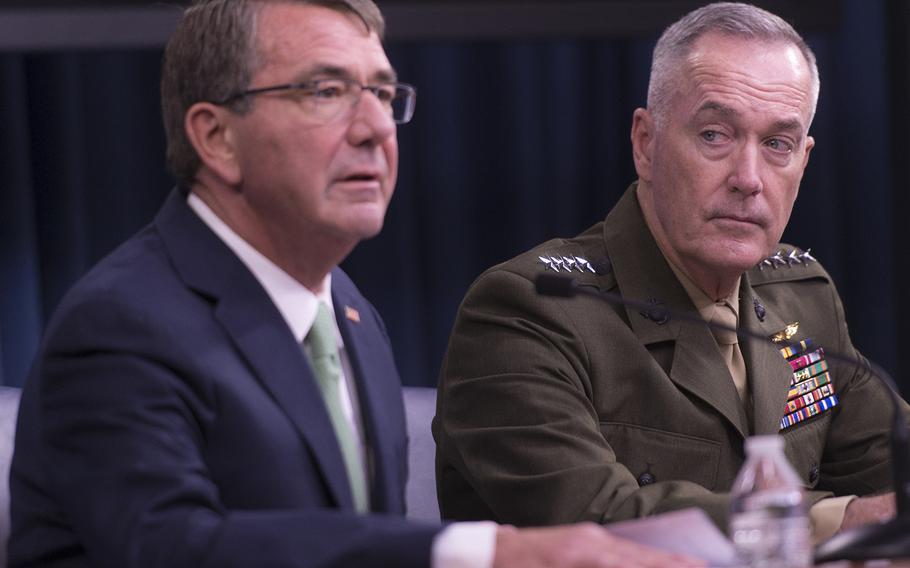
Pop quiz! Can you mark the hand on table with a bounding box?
[493,522,705,568]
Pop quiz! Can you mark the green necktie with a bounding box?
[305,302,369,513]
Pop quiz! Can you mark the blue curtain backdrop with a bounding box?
[1,0,905,391]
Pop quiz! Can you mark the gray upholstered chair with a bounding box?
[0,387,21,568]
[402,386,440,522]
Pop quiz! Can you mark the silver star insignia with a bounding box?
[770,251,787,268]
[757,248,817,271]
[539,253,599,274]
[576,256,596,273]
[538,256,557,272]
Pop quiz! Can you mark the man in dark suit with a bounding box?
[8,1,695,567]
[435,1,904,543]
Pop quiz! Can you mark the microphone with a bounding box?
[534,272,578,298]
[534,272,910,562]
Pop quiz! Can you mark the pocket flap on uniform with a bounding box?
[599,422,722,489]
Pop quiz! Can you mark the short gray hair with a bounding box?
[647,2,819,127]
[161,0,385,186]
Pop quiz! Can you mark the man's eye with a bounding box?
[700,130,721,143]
[765,138,794,153]
[374,86,396,103]
[311,82,347,99]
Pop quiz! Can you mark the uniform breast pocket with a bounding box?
[600,422,722,489]
[781,413,831,488]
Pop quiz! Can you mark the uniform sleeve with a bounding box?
[816,280,910,497]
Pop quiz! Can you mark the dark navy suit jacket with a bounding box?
[9,189,438,567]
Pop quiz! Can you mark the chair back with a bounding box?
[0,387,21,568]
[402,386,439,522]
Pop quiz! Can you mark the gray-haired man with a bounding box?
[436,1,904,542]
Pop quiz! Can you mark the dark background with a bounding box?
[2,0,908,393]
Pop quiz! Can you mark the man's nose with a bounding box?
[728,142,763,195]
[346,90,396,146]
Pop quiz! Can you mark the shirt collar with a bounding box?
[667,257,741,325]
[187,192,340,345]
[637,194,741,323]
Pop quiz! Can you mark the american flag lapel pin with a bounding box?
[344,305,361,323]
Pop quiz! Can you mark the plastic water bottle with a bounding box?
[729,435,812,568]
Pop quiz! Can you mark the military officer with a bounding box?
[434,1,905,542]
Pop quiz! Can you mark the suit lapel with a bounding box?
[212,288,354,509]
[332,275,404,514]
[740,276,794,435]
[154,189,353,510]
[603,186,748,438]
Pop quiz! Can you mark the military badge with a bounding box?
[538,255,597,274]
[757,248,817,271]
[770,322,799,344]
[753,297,766,322]
[777,334,838,430]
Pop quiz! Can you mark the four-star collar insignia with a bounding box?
[538,254,597,274]
[757,248,817,271]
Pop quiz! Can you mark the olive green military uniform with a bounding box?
[434,184,906,529]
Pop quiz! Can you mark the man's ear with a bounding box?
[631,108,656,182]
[802,135,815,170]
[184,102,243,186]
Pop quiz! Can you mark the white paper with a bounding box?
[607,508,741,566]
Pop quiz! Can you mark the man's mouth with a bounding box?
[711,213,764,227]
[341,172,380,182]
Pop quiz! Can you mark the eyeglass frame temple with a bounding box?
[213,81,417,123]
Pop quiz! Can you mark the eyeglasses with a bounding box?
[216,78,417,125]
